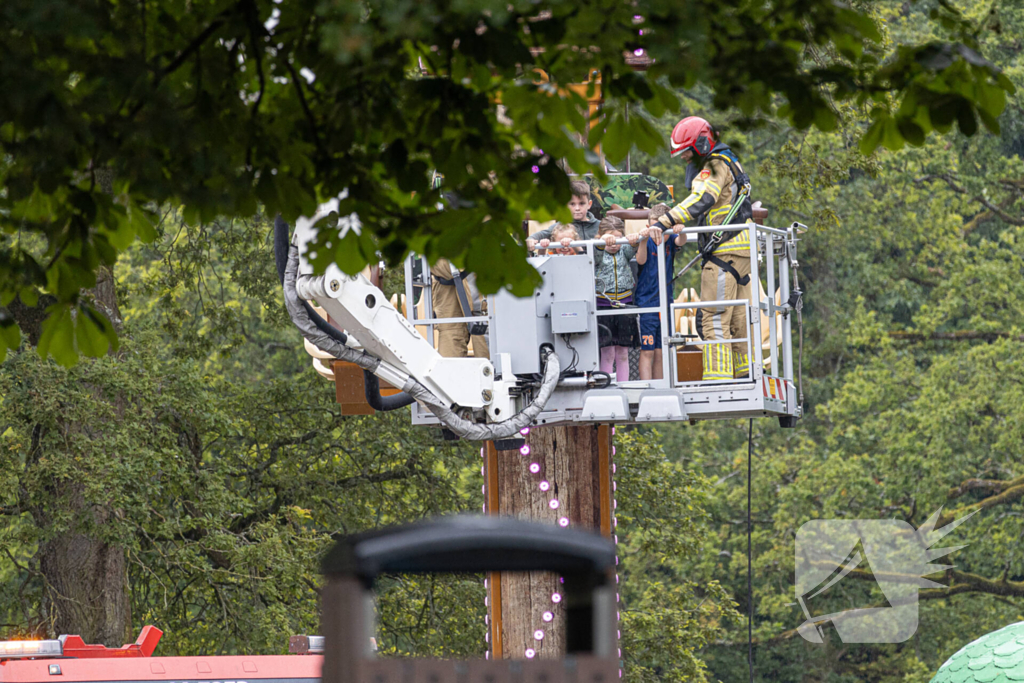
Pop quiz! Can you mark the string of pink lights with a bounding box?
[481,426,623,678]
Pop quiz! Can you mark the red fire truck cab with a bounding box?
[0,627,323,683]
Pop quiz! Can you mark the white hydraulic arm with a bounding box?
[291,199,499,411]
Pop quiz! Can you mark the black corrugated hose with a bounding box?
[274,214,414,410]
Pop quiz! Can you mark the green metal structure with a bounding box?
[931,622,1024,683]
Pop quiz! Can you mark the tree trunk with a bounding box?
[484,425,614,660]
[30,265,132,644]
[38,513,131,644]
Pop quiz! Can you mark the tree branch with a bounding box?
[936,483,1024,527]
[948,474,1024,500]
[283,59,325,159]
[889,330,1024,343]
[914,174,1024,226]
[243,0,267,124]
[157,5,240,84]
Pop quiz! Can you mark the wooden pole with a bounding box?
[484,425,614,660]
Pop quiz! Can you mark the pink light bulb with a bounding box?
[613,481,617,491]
[534,629,544,641]
[543,611,553,622]
[617,593,620,602]
[539,480,550,491]
[633,48,644,56]
[482,485,486,495]
[520,444,531,456]
[529,462,541,474]
[612,427,616,435]
[549,499,560,510]
[559,517,569,527]
[612,446,616,456]
[612,464,616,473]
[616,574,620,584]
[520,427,530,436]
[480,447,485,458]
[485,632,490,642]
[525,648,536,659]
[486,651,490,660]
[551,592,562,603]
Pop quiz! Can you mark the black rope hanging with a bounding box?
[747,418,755,683]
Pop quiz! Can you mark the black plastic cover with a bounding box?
[323,515,615,584]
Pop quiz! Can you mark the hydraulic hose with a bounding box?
[274,215,349,347]
[400,346,560,441]
[277,214,413,411]
[364,369,416,411]
[278,216,561,437]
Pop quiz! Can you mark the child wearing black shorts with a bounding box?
[593,216,643,382]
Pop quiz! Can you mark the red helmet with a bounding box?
[670,116,715,159]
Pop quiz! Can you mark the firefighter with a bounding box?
[655,116,753,381]
[430,259,489,359]
[429,172,489,359]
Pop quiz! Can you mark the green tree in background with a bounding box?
[2,0,1023,678]
[0,213,727,666]
[0,0,1013,364]
[627,2,1024,680]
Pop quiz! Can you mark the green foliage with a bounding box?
[0,0,1015,363]
[0,211,724,665]
[2,1,1024,678]
[615,428,738,682]
[627,3,1024,679]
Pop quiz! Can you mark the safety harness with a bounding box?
[696,149,753,287]
[434,264,488,336]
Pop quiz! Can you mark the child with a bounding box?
[527,180,601,250]
[593,215,642,382]
[634,204,687,380]
[537,223,581,256]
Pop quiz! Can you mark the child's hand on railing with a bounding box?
[626,232,641,247]
[643,226,663,245]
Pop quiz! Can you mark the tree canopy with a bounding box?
[3,1,1024,681]
[0,0,1015,364]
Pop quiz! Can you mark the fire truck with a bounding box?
[0,516,618,683]
[0,627,323,683]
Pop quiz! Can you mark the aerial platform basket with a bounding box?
[401,220,804,428]
[288,199,804,433]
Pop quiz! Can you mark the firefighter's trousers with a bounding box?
[430,260,490,359]
[699,253,751,380]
